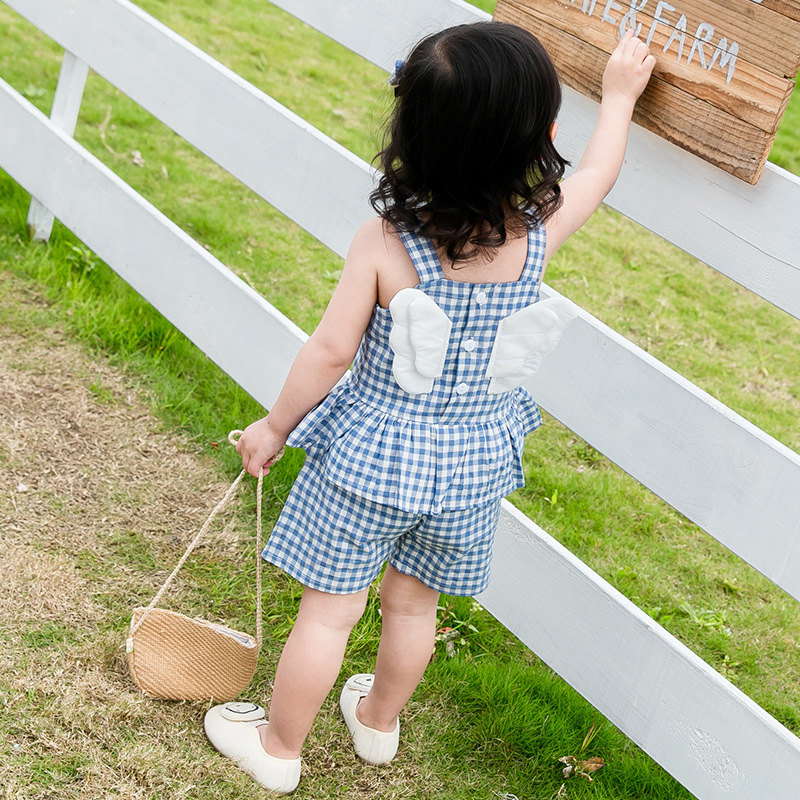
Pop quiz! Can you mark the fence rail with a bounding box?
[1,1,799,798]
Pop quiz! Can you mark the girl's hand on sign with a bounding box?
[603,29,656,106]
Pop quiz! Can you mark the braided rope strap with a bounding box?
[127,430,281,701]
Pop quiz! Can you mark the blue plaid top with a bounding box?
[286,222,546,514]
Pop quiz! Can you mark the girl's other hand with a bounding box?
[236,417,287,477]
[602,29,656,106]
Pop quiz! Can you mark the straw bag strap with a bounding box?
[131,430,278,648]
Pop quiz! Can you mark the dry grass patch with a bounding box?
[0,274,249,798]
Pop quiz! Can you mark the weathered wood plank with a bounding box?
[760,0,800,24]
[699,0,800,75]
[495,0,800,182]
[271,0,800,309]
[481,501,800,800]
[496,0,795,132]
[533,0,800,77]
[497,5,775,182]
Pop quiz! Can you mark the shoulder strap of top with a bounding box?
[517,219,547,287]
[397,217,546,286]
[396,226,443,283]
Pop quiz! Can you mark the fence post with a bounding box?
[27,50,89,242]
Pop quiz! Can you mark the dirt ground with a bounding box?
[0,271,234,629]
[0,271,243,797]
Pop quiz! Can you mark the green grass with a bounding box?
[772,79,800,176]
[1,1,799,798]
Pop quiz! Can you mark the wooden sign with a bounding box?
[494,0,800,183]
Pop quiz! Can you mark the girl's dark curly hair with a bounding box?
[370,22,568,264]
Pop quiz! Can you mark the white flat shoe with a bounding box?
[204,702,301,794]
[339,674,399,765]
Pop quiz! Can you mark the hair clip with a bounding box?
[388,59,405,96]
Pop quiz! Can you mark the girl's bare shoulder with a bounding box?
[351,218,418,307]
[352,218,412,269]
[352,217,404,256]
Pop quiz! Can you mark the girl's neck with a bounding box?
[435,227,529,285]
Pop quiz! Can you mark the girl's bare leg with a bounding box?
[357,565,440,732]
[261,585,369,758]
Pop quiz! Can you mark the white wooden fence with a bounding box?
[1,0,799,797]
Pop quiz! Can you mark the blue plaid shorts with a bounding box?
[262,457,501,596]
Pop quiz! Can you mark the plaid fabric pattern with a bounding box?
[263,458,501,595]
[287,221,547,514]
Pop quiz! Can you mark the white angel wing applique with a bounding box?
[388,287,453,396]
[485,296,578,395]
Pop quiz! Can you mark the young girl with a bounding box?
[204,21,655,794]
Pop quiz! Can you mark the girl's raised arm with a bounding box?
[236,219,384,476]
[544,30,655,262]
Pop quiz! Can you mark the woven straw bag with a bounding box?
[127,436,274,702]
[128,605,260,701]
